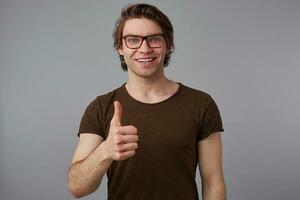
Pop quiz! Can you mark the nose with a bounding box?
[138,39,153,53]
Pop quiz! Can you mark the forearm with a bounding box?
[202,179,226,200]
[68,141,113,198]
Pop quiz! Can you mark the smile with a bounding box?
[135,57,156,63]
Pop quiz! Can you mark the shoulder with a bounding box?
[95,87,121,103]
[180,83,214,104]
[86,85,123,111]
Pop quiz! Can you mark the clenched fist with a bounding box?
[102,101,138,161]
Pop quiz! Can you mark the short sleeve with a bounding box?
[77,97,105,138]
[197,95,224,141]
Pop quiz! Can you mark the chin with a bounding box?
[129,68,157,78]
[135,71,156,78]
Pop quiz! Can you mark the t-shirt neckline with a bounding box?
[121,82,183,106]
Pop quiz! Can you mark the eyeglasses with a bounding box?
[122,34,164,49]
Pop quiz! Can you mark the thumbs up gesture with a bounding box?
[103,101,138,161]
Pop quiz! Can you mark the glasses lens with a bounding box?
[147,35,163,48]
[124,34,164,49]
[125,36,142,48]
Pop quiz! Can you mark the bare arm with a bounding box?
[198,132,226,200]
[67,134,112,198]
[68,101,138,198]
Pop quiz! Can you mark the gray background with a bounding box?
[1,0,299,199]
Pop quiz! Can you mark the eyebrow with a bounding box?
[122,33,163,37]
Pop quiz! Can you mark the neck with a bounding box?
[127,66,172,91]
[125,66,179,103]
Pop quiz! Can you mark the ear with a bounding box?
[117,48,124,56]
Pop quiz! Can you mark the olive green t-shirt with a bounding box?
[78,83,224,200]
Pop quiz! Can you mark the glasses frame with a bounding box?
[122,33,165,49]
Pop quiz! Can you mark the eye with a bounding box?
[126,36,140,44]
[148,35,163,43]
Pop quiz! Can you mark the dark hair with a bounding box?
[113,3,174,71]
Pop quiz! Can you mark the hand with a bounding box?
[103,101,138,161]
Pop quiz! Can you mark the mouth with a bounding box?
[135,57,156,64]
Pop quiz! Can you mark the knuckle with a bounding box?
[115,127,121,134]
[113,138,118,145]
[114,136,122,144]
[127,125,137,133]
[115,144,122,151]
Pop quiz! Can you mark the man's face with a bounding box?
[118,18,168,78]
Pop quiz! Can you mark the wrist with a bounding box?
[99,141,113,163]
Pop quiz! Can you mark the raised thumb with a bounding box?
[111,101,122,126]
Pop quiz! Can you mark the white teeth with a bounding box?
[136,58,155,62]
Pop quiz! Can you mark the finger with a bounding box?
[117,135,139,144]
[111,101,123,126]
[117,143,138,152]
[118,150,136,161]
[117,125,138,135]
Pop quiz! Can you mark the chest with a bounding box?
[121,106,199,158]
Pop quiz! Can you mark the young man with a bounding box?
[68,3,226,200]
